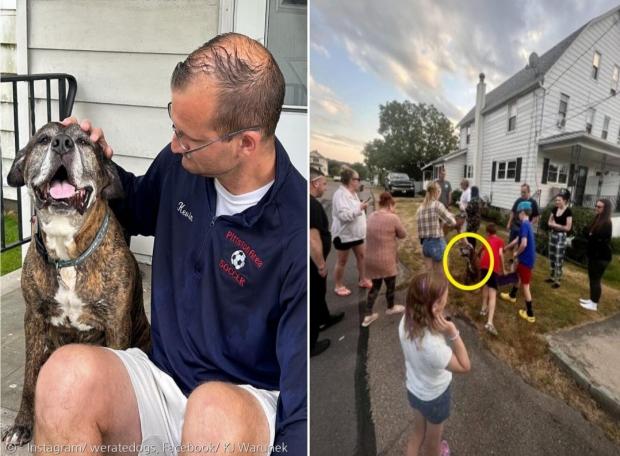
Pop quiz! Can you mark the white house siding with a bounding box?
[1,0,16,201]
[540,12,620,150]
[443,153,466,188]
[476,91,540,210]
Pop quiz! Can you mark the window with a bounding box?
[467,165,473,178]
[592,51,601,80]
[557,93,569,128]
[546,162,568,184]
[612,65,619,95]
[466,125,471,145]
[497,162,506,179]
[266,0,307,107]
[507,102,517,132]
[495,160,517,180]
[586,108,595,134]
[506,161,517,179]
[602,116,610,140]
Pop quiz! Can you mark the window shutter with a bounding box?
[491,161,496,182]
[515,157,522,182]
[541,158,550,184]
[568,164,575,186]
[464,165,467,178]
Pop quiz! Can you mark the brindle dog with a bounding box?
[2,122,150,446]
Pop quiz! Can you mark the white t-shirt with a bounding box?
[398,317,453,400]
[214,178,274,217]
[459,187,471,212]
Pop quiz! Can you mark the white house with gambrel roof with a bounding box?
[425,6,620,234]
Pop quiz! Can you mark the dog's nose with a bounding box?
[51,134,74,155]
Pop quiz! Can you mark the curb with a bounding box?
[547,337,620,420]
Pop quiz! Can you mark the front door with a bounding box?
[574,166,588,205]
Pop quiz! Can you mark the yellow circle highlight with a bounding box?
[442,232,494,291]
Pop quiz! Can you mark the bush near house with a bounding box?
[418,189,426,197]
[451,189,462,207]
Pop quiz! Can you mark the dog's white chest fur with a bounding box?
[42,216,92,331]
[51,267,93,331]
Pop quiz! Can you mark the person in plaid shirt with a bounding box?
[417,182,457,272]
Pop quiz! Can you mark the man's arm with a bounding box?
[310,229,327,277]
[506,212,514,231]
[274,229,307,454]
[515,236,528,257]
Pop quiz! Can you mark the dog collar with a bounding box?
[35,210,111,269]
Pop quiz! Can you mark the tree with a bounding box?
[350,162,369,181]
[362,101,457,180]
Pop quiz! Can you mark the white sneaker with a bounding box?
[386,304,405,315]
[579,297,590,303]
[362,313,379,327]
[579,300,598,311]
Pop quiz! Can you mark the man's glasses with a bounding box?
[595,204,604,209]
[352,177,361,181]
[167,102,260,156]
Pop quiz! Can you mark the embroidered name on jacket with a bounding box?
[177,201,193,221]
[225,230,264,268]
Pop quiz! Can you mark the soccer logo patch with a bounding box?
[231,250,246,270]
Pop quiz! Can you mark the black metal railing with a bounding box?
[1,73,77,253]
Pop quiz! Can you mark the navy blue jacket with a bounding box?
[111,139,307,454]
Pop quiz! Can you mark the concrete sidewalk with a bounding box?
[547,313,620,420]
[1,264,152,455]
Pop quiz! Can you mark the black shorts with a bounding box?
[333,236,364,251]
[480,268,498,289]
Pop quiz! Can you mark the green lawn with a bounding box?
[603,255,620,289]
[1,213,23,275]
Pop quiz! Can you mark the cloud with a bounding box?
[311,41,331,58]
[312,0,618,122]
[310,74,352,117]
[310,131,370,164]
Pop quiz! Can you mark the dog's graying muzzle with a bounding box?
[51,134,74,156]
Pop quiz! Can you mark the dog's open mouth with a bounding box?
[34,166,93,214]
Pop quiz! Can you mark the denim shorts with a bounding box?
[407,384,451,424]
[422,237,446,262]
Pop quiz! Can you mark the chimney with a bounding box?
[473,73,486,187]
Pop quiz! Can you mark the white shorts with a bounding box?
[108,348,279,456]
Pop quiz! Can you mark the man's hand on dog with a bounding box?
[61,117,114,159]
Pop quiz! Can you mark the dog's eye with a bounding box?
[37,135,50,145]
[76,137,90,146]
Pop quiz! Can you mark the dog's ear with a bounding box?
[7,145,28,187]
[101,159,124,200]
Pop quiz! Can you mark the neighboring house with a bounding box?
[310,149,328,175]
[1,0,17,203]
[425,6,620,235]
[1,0,307,263]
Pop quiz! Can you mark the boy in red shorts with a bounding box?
[479,223,504,335]
[500,201,537,323]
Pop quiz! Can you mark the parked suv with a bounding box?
[384,172,415,196]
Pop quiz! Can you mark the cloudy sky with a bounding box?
[310,0,619,163]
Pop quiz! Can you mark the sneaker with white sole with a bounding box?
[386,304,405,315]
[500,292,517,304]
[484,322,498,336]
[361,313,379,327]
[579,297,590,303]
[579,300,598,311]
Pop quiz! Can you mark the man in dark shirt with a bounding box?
[435,166,452,209]
[310,167,344,356]
[506,183,540,242]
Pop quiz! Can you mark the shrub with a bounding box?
[611,237,620,255]
[451,189,462,207]
[418,190,426,197]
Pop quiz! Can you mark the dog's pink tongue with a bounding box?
[49,180,76,199]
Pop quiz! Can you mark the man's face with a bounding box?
[169,80,242,177]
[439,169,446,180]
[312,176,327,197]
[350,173,361,191]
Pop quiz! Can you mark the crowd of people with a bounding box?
[310,164,615,455]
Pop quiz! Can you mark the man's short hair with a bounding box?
[461,179,469,188]
[341,168,355,185]
[170,33,285,138]
[310,167,324,182]
[521,183,531,193]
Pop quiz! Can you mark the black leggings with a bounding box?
[366,276,396,314]
[588,259,610,303]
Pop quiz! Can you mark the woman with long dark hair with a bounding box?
[580,199,613,311]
